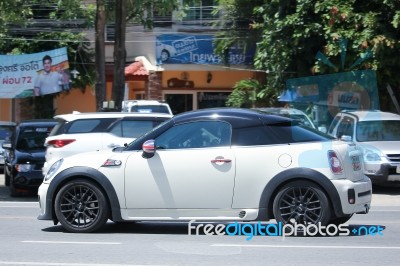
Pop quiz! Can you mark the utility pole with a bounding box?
[111,0,127,111]
[95,0,107,111]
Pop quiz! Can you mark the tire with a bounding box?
[273,180,331,226]
[4,170,10,186]
[9,177,21,197]
[330,214,353,225]
[54,179,110,233]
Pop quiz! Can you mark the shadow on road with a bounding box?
[0,185,37,202]
[372,185,400,195]
[40,221,386,238]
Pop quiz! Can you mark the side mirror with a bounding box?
[142,139,155,159]
[2,140,12,150]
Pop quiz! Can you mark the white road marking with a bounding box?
[0,262,165,266]
[212,244,400,249]
[21,240,121,245]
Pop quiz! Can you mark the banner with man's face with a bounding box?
[0,47,70,98]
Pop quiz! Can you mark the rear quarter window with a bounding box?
[232,124,331,146]
[63,118,116,134]
[110,120,157,138]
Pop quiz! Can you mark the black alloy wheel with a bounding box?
[55,179,110,233]
[273,180,331,226]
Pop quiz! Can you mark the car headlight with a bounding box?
[15,164,32,172]
[44,159,63,182]
[363,148,382,162]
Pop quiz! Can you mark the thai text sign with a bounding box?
[0,47,70,98]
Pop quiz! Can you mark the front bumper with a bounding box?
[365,163,400,185]
[331,175,372,215]
[37,182,52,220]
[11,170,44,190]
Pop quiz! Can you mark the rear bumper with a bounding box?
[331,175,372,215]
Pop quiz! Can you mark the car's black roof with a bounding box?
[171,108,292,128]
[18,119,58,127]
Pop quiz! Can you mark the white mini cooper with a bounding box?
[38,108,372,233]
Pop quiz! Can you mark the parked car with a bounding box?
[0,121,16,172]
[327,110,400,186]
[255,107,324,131]
[2,120,57,196]
[38,108,371,233]
[121,100,173,115]
[43,111,172,175]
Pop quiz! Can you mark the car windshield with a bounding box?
[290,114,315,128]
[130,105,170,114]
[0,126,13,140]
[16,126,53,151]
[356,120,400,142]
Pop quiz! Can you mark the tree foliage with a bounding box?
[217,0,400,109]
[0,0,96,118]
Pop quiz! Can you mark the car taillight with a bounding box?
[47,139,76,148]
[328,150,343,174]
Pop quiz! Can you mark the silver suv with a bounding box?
[328,110,400,186]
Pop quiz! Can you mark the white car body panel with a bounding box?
[124,148,235,209]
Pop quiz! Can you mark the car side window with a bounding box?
[110,120,155,138]
[232,126,273,146]
[66,118,114,134]
[336,117,355,138]
[155,121,231,149]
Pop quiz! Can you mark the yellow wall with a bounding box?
[0,99,13,121]
[55,86,97,114]
[162,70,254,89]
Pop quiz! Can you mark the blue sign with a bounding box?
[156,34,254,65]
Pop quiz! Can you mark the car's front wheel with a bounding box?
[55,179,110,233]
[273,180,331,226]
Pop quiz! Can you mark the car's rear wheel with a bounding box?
[55,179,110,233]
[273,180,331,226]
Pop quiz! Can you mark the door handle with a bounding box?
[211,158,232,163]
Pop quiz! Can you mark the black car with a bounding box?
[2,119,57,196]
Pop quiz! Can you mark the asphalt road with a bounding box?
[1,174,400,265]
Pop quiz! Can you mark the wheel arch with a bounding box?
[46,166,123,224]
[257,167,344,221]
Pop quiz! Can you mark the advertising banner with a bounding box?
[0,47,70,98]
[156,34,254,65]
[285,70,379,110]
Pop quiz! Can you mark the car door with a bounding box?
[124,120,235,209]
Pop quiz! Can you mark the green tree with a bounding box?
[217,0,400,110]
[0,0,96,118]
[107,0,183,110]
